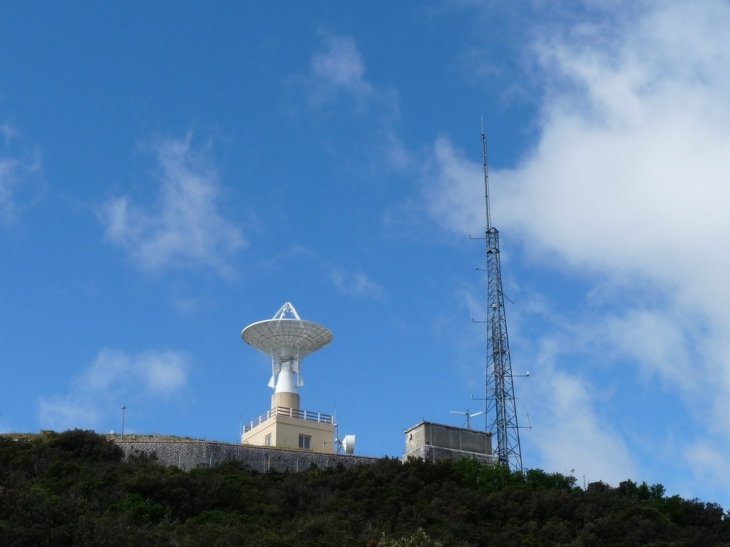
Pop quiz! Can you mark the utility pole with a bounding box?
[121,406,126,441]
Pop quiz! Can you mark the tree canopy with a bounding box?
[0,430,727,546]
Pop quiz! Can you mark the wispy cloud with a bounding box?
[525,337,637,485]
[258,245,315,270]
[422,0,730,498]
[97,134,246,276]
[683,441,730,495]
[0,124,43,226]
[304,31,406,204]
[308,32,374,104]
[381,132,413,173]
[39,349,190,431]
[306,31,398,115]
[331,269,383,298]
[422,137,484,237]
[0,124,18,145]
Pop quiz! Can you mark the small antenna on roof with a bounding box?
[450,409,483,429]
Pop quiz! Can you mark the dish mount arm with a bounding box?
[273,302,301,320]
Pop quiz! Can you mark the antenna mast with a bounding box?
[481,129,523,473]
[482,121,491,230]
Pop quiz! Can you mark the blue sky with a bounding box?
[2,0,730,507]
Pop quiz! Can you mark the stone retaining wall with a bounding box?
[403,444,497,465]
[115,440,380,472]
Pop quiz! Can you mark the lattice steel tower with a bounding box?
[481,131,523,473]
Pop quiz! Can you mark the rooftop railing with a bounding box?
[243,406,333,433]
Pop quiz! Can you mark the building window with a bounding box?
[299,434,311,450]
[264,434,271,446]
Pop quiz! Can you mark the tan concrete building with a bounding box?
[242,406,335,453]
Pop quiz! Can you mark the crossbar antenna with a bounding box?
[450,409,483,430]
[480,126,524,473]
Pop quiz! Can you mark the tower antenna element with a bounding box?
[482,117,491,230]
[481,128,523,473]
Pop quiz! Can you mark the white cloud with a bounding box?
[603,309,698,390]
[258,245,315,270]
[678,438,730,501]
[0,124,18,145]
[97,134,246,276]
[0,125,43,226]
[422,137,485,237]
[683,441,728,487]
[306,31,399,116]
[381,132,413,173]
[170,295,200,314]
[39,349,190,431]
[497,2,730,284]
[82,349,188,396]
[331,270,383,298]
[423,0,730,495]
[497,0,730,439]
[304,32,405,187]
[510,313,638,486]
[307,32,374,106]
[313,34,372,94]
[528,362,637,486]
[38,399,101,432]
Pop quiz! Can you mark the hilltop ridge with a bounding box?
[0,429,727,546]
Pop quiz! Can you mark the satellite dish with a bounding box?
[242,302,333,392]
[342,435,356,454]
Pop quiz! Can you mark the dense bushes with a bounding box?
[0,430,728,546]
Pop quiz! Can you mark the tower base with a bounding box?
[242,407,335,453]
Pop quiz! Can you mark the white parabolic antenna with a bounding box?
[241,302,333,393]
[342,435,356,455]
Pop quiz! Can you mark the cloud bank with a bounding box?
[423,0,730,496]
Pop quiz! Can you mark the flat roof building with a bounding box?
[404,421,496,465]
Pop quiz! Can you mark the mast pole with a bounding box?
[481,127,523,473]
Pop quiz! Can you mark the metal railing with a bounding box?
[243,406,333,433]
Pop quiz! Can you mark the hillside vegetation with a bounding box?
[0,430,727,546]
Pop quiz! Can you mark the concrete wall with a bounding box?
[404,444,497,465]
[403,422,495,464]
[405,424,428,454]
[116,439,377,473]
